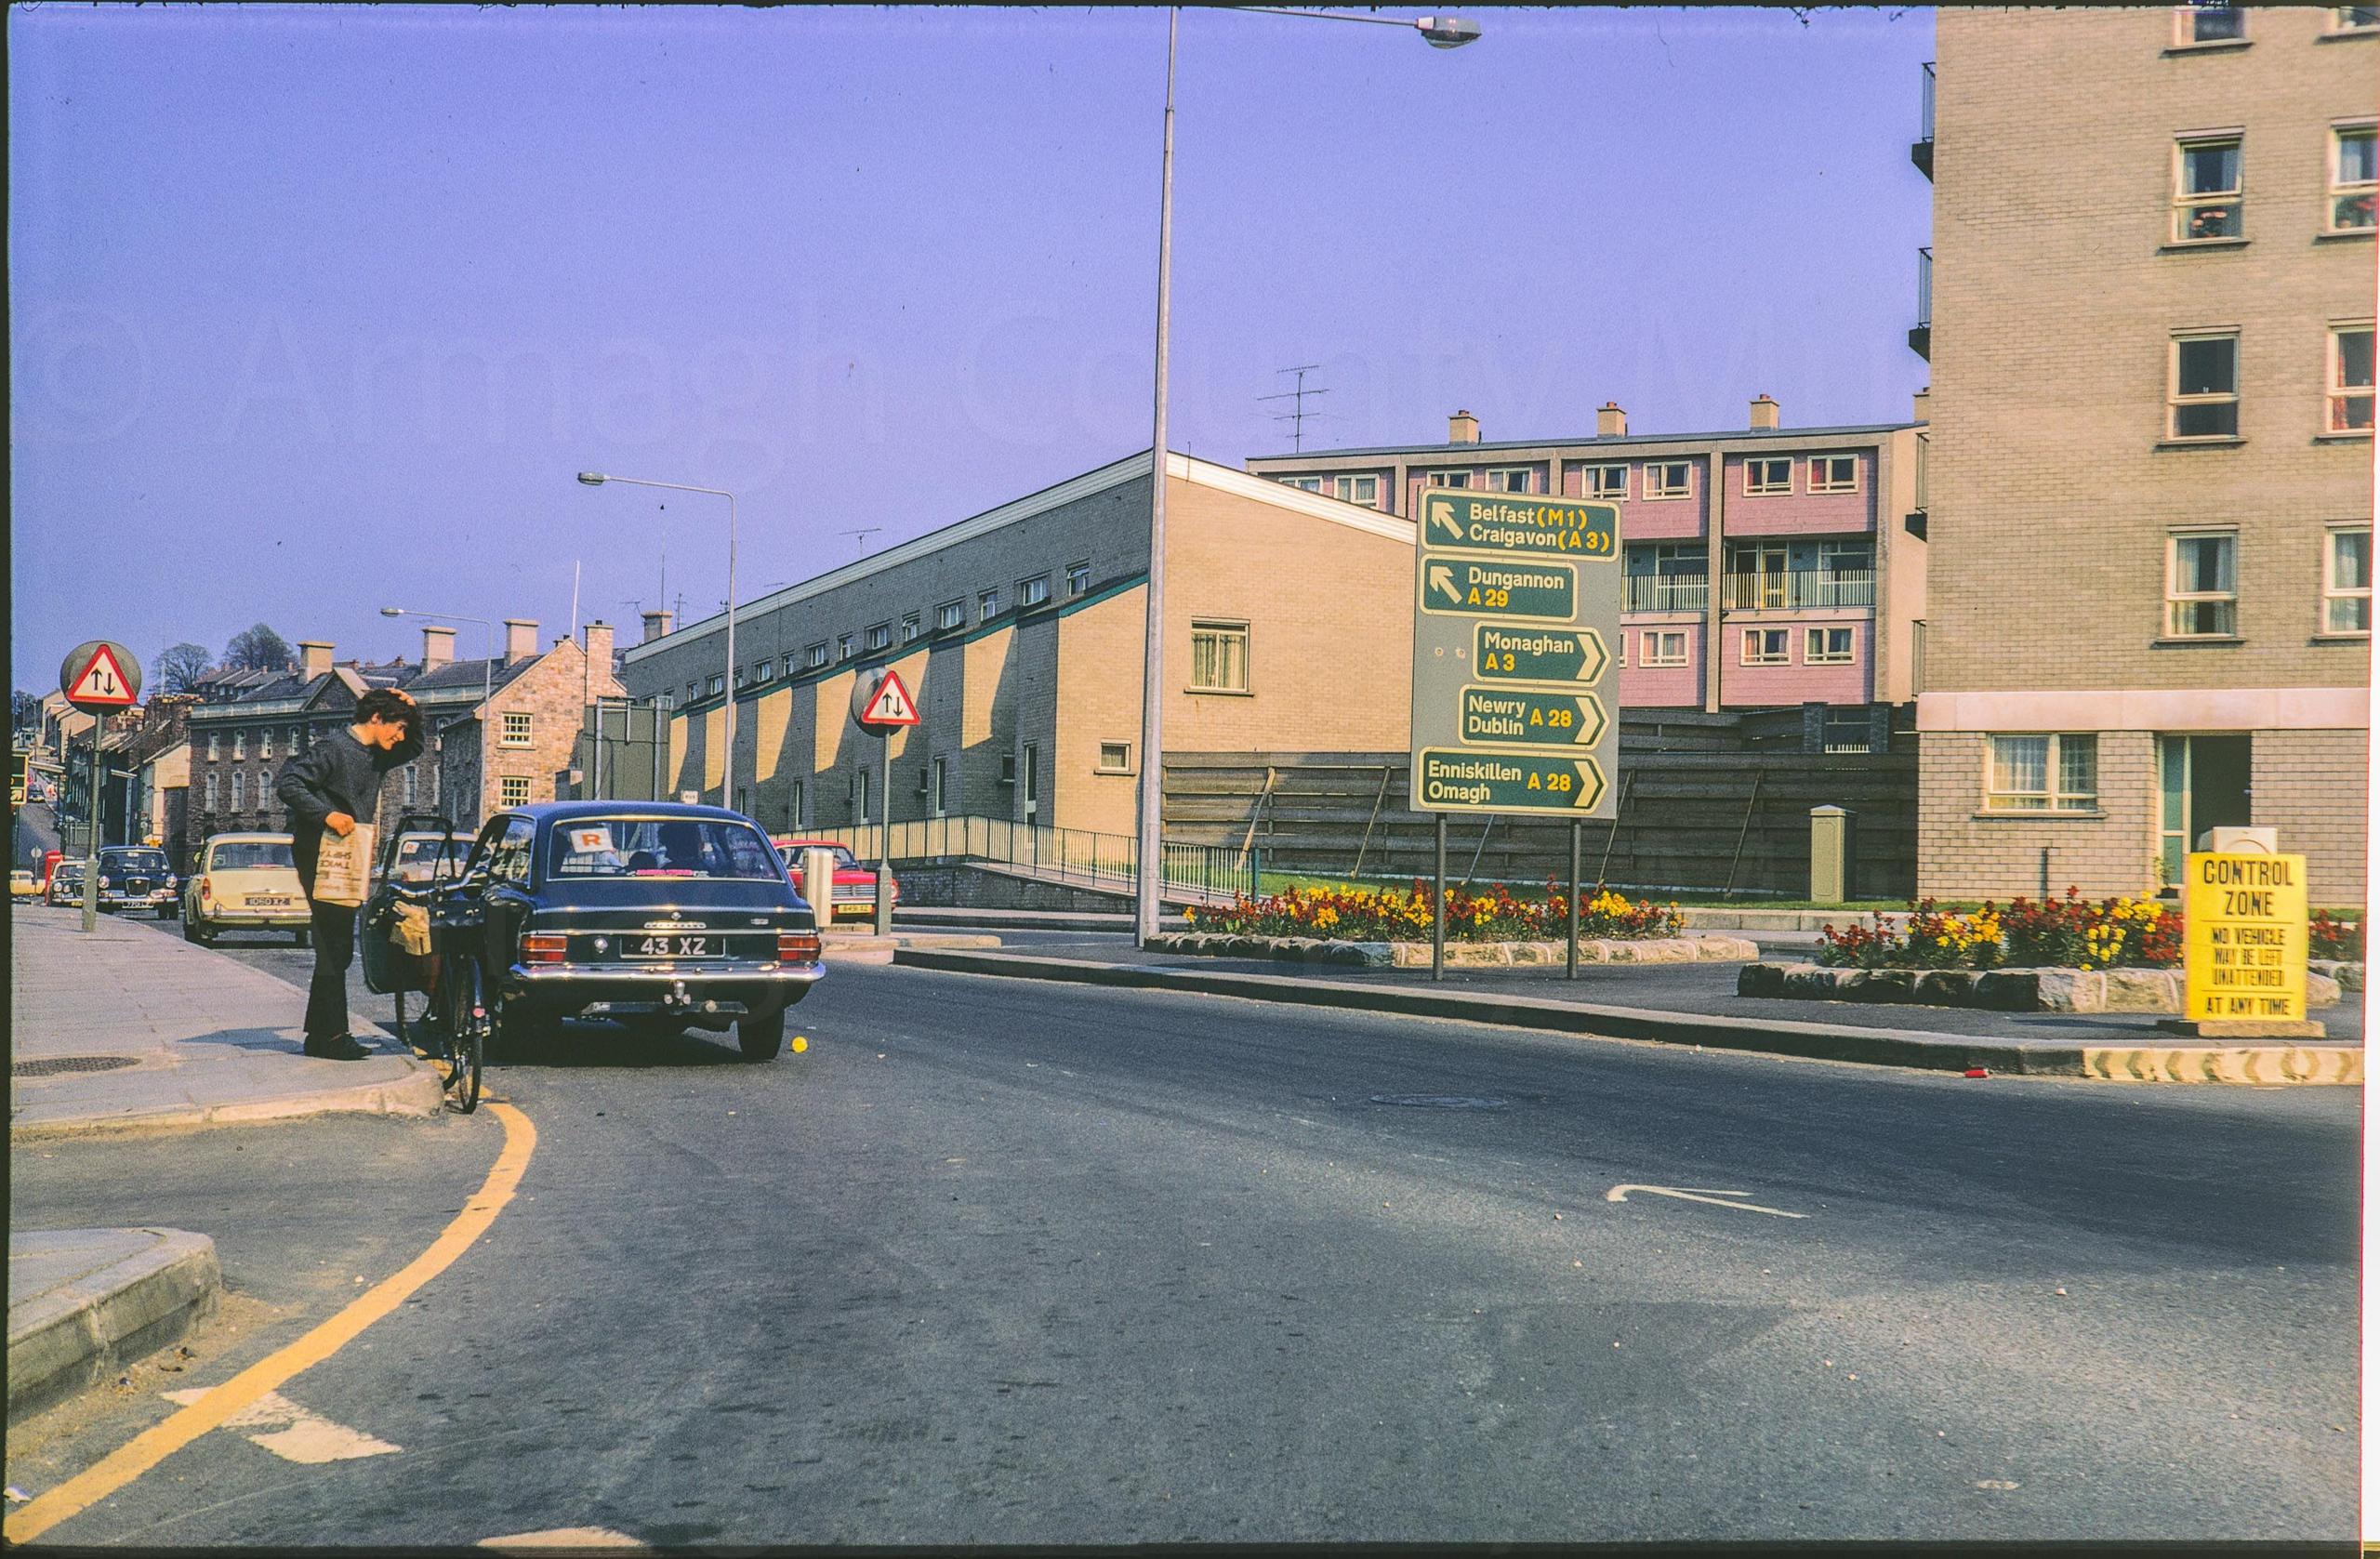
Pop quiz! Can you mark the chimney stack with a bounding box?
[583,620,615,675]
[420,625,456,671]
[641,609,676,644]
[1750,393,1780,431]
[1596,402,1627,437]
[1448,409,1480,444]
[504,619,538,665]
[1912,385,1930,424]
[298,641,334,680]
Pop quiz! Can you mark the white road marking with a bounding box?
[160,1388,401,1463]
[1603,1183,1807,1219]
[479,1527,647,1550]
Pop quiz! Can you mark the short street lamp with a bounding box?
[1133,5,1478,945]
[577,472,740,808]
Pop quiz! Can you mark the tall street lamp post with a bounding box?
[1134,5,1479,945]
[578,473,739,807]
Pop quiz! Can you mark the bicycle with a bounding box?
[364,811,482,1115]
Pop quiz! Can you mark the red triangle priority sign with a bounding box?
[65,643,139,707]
[859,668,919,727]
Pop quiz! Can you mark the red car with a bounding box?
[771,838,898,922]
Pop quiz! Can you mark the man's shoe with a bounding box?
[302,1036,372,1062]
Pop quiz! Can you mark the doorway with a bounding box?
[2158,733,2253,889]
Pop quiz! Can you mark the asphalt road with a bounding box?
[8,937,2359,1545]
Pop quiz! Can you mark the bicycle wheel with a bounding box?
[446,958,485,1116]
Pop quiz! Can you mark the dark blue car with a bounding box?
[423,801,825,1061]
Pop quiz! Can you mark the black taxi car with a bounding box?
[422,801,825,1060]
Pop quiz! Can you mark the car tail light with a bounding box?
[777,931,822,965]
[522,933,568,966]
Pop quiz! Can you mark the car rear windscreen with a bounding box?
[210,842,296,870]
[548,818,783,880]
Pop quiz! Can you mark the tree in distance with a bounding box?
[154,642,214,694]
[223,624,295,673]
[11,690,42,735]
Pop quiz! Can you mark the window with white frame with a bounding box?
[707,674,723,695]
[805,641,829,669]
[1643,629,1688,667]
[206,733,219,760]
[1986,733,2097,813]
[901,614,921,643]
[1097,741,1131,773]
[1644,462,1692,500]
[865,622,892,652]
[2169,332,2241,438]
[502,711,532,747]
[1808,455,1859,493]
[1740,628,1791,666]
[1805,626,1856,664]
[232,731,245,759]
[2169,135,2242,244]
[403,765,417,804]
[204,774,218,810]
[1744,458,1792,495]
[978,588,1000,619]
[1617,630,1627,667]
[1018,574,1051,609]
[2334,7,2380,33]
[500,775,532,808]
[928,758,945,816]
[2166,530,2239,636]
[2174,3,2244,45]
[1190,620,1250,692]
[2329,324,2374,432]
[258,728,273,760]
[230,772,244,810]
[734,666,747,689]
[1425,470,1473,489]
[837,633,856,662]
[1331,474,1381,508]
[1279,475,1324,492]
[1574,464,1626,501]
[686,682,699,700]
[1483,468,1538,494]
[753,660,774,683]
[935,600,965,631]
[782,655,799,679]
[2325,527,2372,633]
[1067,560,1092,596]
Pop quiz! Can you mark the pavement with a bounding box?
[891,931,2364,1085]
[8,904,446,1438]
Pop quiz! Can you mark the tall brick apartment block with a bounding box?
[1916,5,2373,905]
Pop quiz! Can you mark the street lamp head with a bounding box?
[378,606,406,618]
[1417,14,1480,46]
[576,471,608,487]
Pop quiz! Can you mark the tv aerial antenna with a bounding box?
[1258,363,1333,453]
[840,527,883,558]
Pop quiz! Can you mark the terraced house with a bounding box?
[1243,398,1929,752]
[1914,4,2373,903]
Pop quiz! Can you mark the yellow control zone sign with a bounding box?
[2181,852,2309,1024]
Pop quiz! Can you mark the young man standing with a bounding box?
[274,687,423,1059]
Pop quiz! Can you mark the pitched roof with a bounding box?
[406,654,538,700]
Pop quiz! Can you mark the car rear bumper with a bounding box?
[501,960,825,1017]
[201,907,311,928]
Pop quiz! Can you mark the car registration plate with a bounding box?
[251,895,291,907]
[625,934,711,958]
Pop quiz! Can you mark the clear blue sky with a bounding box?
[9,4,1934,688]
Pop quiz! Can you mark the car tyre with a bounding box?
[294,928,311,949]
[737,1009,785,1062]
[184,916,213,946]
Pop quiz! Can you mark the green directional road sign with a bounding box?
[1473,623,1607,684]
[1409,481,1620,822]
[1421,492,1619,562]
[1458,686,1608,749]
[1415,749,1608,815]
[1418,557,1576,621]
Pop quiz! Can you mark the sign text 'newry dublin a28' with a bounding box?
[1409,489,1621,819]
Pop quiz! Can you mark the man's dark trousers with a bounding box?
[302,895,360,1043]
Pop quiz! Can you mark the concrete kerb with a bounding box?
[888,946,2362,1085]
[7,1228,222,1423]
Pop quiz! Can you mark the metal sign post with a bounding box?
[58,641,142,935]
[850,667,920,940]
[1407,490,1620,978]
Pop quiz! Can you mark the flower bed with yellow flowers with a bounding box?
[1737,889,2351,1012]
[1155,881,1759,968]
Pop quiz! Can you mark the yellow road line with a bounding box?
[6,1100,537,1546]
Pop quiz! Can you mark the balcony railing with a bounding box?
[1721,568,1876,611]
[1911,61,1935,177]
[1909,245,1932,360]
[1621,575,1710,613]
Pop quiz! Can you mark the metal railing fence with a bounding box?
[798,813,1257,901]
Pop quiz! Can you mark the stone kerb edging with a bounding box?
[1149,932,1761,969]
[1738,961,2353,1014]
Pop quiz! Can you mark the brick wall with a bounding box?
[1916,731,2162,900]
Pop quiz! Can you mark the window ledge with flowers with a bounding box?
[1161,882,1758,968]
[1735,893,2361,1012]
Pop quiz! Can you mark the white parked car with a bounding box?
[184,833,311,947]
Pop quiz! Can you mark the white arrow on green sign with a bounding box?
[1420,558,1576,621]
[1415,748,1607,814]
[1473,623,1607,685]
[1423,493,1618,560]
[1458,686,1607,749]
